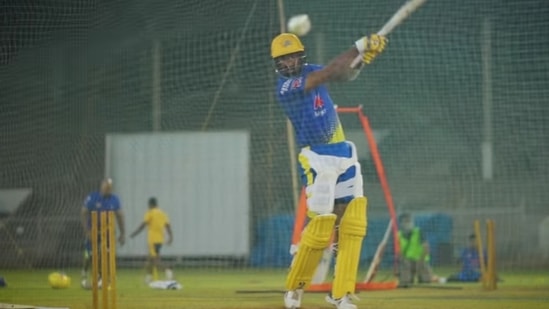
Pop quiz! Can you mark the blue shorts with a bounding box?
[84,239,93,258]
[83,236,111,258]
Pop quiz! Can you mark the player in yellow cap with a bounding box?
[271,32,387,309]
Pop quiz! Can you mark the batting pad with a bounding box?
[286,214,336,290]
[332,196,367,299]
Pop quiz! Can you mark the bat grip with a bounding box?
[350,26,389,68]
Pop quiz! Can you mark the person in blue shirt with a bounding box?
[271,32,387,309]
[447,234,483,282]
[80,178,126,283]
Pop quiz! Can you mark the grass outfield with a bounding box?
[0,268,548,309]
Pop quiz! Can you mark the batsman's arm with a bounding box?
[421,241,430,261]
[304,34,387,91]
[421,228,431,259]
[115,209,126,245]
[304,47,361,91]
[80,207,90,238]
[165,223,173,245]
[130,222,146,238]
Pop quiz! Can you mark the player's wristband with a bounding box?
[354,37,367,53]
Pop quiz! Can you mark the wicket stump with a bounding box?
[474,219,497,290]
[91,211,117,309]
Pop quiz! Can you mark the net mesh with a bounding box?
[1,0,548,276]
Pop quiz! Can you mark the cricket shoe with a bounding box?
[284,289,304,309]
[325,293,359,309]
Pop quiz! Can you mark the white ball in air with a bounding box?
[287,14,311,37]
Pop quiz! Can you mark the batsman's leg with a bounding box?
[82,247,91,279]
[417,260,436,283]
[145,243,156,283]
[285,214,336,309]
[398,258,414,287]
[152,257,160,281]
[331,197,367,300]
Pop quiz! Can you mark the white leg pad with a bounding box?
[306,169,338,214]
[353,162,364,197]
[301,141,361,214]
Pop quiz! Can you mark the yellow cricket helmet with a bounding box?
[271,33,305,59]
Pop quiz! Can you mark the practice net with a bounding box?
[1,0,548,283]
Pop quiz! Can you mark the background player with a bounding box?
[80,178,126,284]
[271,32,387,309]
[397,213,444,286]
[446,234,483,282]
[130,197,174,283]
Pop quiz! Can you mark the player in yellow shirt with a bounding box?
[130,197,174,283]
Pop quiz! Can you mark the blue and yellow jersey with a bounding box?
[84,191,121,229]
[276,63,345,147]
[144,208,169,244]
[84,192,121,212]
[460,247,482,273]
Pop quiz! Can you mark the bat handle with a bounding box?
[377,24,391,37]
[350,54,362,68]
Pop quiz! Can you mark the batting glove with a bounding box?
[355,34,388,64]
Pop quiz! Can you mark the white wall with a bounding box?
[105,131,250,258]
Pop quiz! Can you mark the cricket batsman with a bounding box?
[271,32,387,309]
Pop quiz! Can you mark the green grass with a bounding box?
[0,268,548,309]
